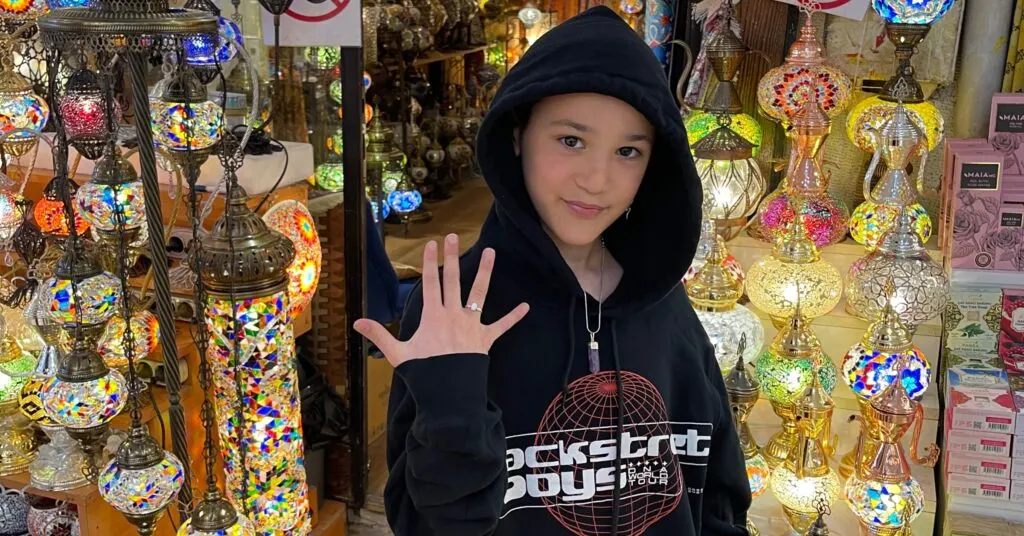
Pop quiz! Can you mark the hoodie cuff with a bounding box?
[396,354,491,417]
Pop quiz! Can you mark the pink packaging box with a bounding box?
[1016,390,1024,435]
[1000,334,1024,374]
[950,152,1005,270]
[947,472,1012,501]
[946,428,1014,458]
[943,139,993,250]
[989,93,1024,176]
[995,204,1024,271]
[947,452,1013,479]
[946,385,1017,434]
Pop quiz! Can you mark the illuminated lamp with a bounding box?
[685,215,744,284]
[686,111,762,157]
[75,146,146,248]
[43,244,119,339]
[196,183,311,533]
[846,97,944,154]
[846,207,949,330]
[263,199,322,319]
[873,0,955,24]
[184,16,242,68]
[98,309,159,370]
[47,0,92,6]
[0,313,36,475]
[34,175,90,239]
[314,162,343,192]
[746,216,842,328]
[150,68,223,167]
[304,46,340,71]
[755,304,837,468]
[518,2,541,27]
[756,13,852,127]
[60,69,121,160]
[0,171,22,241]
[685,237,762,373]
[0,46,48,157]
[724,336,769,536]
[692,122,766,238]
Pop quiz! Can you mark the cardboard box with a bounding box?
[1009,373,1024,391]
[947,472,1013,501]
[995,205,1024,271]
[950,152,1005,270]
[947,452,1013,479]
[946,368,1011,400]
[1015,435,1024,458]
[1001,333,1024,374]
[1016,390,1024,436]
[1014,480,1024,503]
[366,356,394,443]
[942,139,992,251]
[946,428,1014,458]
[1013,457,1024,480]
[943,289,1004,365]
[946,385,1016,434]
[989,93,1024,176]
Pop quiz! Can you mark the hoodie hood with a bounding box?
[475,5,703,314]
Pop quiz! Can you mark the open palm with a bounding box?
[354,234,530,368]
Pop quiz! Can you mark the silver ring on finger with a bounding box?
[467,302,482,313]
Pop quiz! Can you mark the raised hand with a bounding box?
[354,233,530,369]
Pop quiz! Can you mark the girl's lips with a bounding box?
[564,200,604,219]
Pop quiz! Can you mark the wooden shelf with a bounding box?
[412,46,487,67]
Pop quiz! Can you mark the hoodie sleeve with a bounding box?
[384,284,508,536]
[699,338,753,536]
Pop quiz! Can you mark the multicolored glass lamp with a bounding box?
[769,359,841,534]
[755,302,838,468]
[844,354,939,536]
[75,145,147,250]
[0,48,48,157]
[43,245,120,342]
[34,176,90,240]
[60,69,121,160]
[840,281,931,478]
[724,335,768,536]
[756,13,852,127]
[685,215,745,284]
[0,315,37,476]
[685,237,763,373]
[99,426,185,535]
[195,182,312,534]
[184,14,242,83]
[0,171,22,242]
[685,1,762,158]
[263,199,322,319]
[846,207,949,330]
[755,94,849,248]
[150,68,223,167]
[746,216,842,328]
[850,103,932,250]
[98,308,159,371]
[845,0,954,155]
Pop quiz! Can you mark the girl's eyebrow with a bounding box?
[549,118,651,142]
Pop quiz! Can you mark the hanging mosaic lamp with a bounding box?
[195,181,312,534]
[0,46,48,157]
[75,145,147,248]
[150,67,223,167]
[756,13,852,127]
[60,69,121,160]
[98,308,159,371]
[43,244,120,340]
[98,427,185,535]
[0,170,22,242]
[33,175,90,239]
[263,199,322,319]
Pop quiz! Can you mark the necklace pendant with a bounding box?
[588,340,600,374]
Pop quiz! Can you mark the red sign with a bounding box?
[285,0,349,23]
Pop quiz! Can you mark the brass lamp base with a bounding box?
[839,447,857,479]
[124,511,164,536]
[0,403,36,476]
[859,519,909,536]
[763,400,798,468]
[781,505,817,535]
[747,518,759,536]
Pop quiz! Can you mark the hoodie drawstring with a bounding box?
[560,296,576,404]
[610,320,624,536]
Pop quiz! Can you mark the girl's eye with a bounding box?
[617,147,641,158]
[559,136,583,149]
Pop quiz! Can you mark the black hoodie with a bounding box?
[384,7,752,536]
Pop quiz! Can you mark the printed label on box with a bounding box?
[1012,479,1024,503]
[1013,457,1024,480]
[948,453,1012,479]
[961,162,1002,190]
[951,156,1005,269]
[1015,436,1024,458]
[944,290,1003,360]
[996,103,1024,133]
[1000,334,1024,374]
[947,429,1014,457]
[948,472,1012,501]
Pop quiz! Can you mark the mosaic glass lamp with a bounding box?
[756,13,852,127]
[755,94,849,248]
[846,97,944,154]
[75,146,147,248]
[685,237,763,373]
[770,365,841,534]
[685,215,745,284]
[0,171,22,242]
[43,245,119,339]
[184,16,242,68]
[60,69,121,160]
[195,182,312,534]
[685,111,762,157]
[0,315,37,475]
[746,217,842,328]
[150,68,223,166]
[850,103,933,250]
[263,200,322,319]
[872,0,956,24]
[98,428,185,535]
[314,162,344,192]
[0,52,48,157]
[98,309,159,371]
[34,176,90,239]
[755,305,838,468]
[846,207,949,330]
[724,336,769,536]
[518,1,542,27]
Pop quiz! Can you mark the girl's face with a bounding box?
[515,93,655,248]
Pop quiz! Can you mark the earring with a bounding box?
[626,206,632,220]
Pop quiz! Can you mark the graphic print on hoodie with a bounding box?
[384,6,752,536]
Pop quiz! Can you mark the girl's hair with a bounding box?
[511,104,534,131]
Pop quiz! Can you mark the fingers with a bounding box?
[442,234,462,308]
[354,318,403,362]
[485,302,530,340]
[465,248,495,312]
[420,241,442,311]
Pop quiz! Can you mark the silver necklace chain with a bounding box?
[584,239,605,374]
